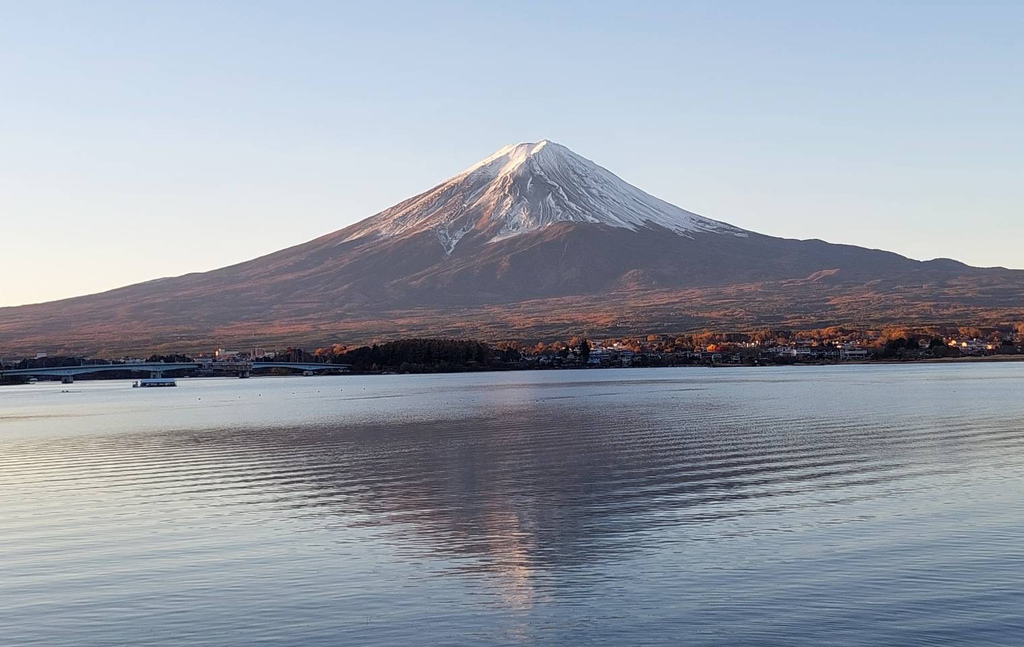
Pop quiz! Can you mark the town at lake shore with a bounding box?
[4,324,1023,384]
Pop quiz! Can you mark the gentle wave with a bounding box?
[2,365,1024,646]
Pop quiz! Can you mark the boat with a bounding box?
[133,378,177,388]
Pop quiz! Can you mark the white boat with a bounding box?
[133,378,177,388]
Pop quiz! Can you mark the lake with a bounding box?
[2,365,1023,646]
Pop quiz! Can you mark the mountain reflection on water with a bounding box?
[2,366,1024,645]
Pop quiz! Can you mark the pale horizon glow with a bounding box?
[2,2,1022,307]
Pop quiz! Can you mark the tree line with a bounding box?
[284,338,524,373]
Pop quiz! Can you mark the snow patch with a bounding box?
[435,222,474,256]
[344,139,748,254]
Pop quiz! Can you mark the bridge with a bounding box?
[0,361,349,383]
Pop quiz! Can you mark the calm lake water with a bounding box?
[2,365,1023,646]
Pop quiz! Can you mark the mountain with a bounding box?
[2,140,1023,355]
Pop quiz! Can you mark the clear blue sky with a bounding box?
[2,1,1022,306]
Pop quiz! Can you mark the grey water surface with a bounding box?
[2,365,1023,646]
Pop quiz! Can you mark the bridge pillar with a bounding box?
[61,375,74,384]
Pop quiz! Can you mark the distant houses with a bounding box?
[533,340,874,368]
[948,338,997,355]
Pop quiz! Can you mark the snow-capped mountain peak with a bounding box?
[345,140,747,254]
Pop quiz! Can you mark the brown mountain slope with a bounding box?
[1,141,1022,355]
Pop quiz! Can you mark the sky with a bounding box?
[1,1,1022,307]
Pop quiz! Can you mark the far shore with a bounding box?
[6,353,1024,388]
[905,354,1024,364]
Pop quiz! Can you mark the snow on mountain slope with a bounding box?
[343,140,747,254]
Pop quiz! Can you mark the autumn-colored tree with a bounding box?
[958,326,983,339]
[674,335,695,350]
[881,326,912,342]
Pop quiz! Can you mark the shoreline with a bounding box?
[5,353,1023,386]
